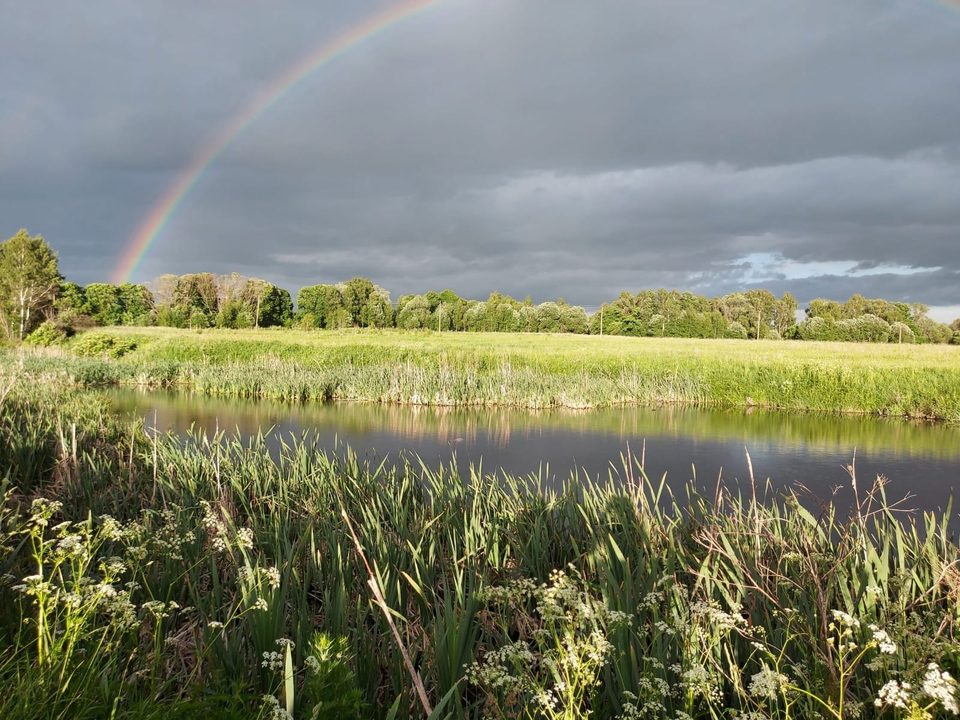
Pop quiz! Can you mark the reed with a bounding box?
[12,324,960,420]
[0,371,957,719]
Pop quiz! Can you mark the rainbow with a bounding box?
[111,0,443,284]
[113,0,960,285]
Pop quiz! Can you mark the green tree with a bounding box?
[118,283,154,324]
[535,302,562,332]
[775,293,798,336]
[806,299,843,321]
[396,295,431,329]
[362,287,393,328]
[188,306,209,329]
[341,277,376,326]
[258,286,293,327]
[915,316,952,344]
[55,281,87,315]
[84,283,123,325]
[558,304,588,333]
[242,279,291,327]
[0,229,61,340]
[517,304,538,332]
[174,273,219,319]
[296,284,346,329]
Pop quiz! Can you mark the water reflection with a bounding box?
[105,389,960,511]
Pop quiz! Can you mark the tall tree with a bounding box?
[0,229,61,340]
[174,273,219,318]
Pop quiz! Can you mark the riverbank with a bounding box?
[18,326,960,420]
[0,373,958,719]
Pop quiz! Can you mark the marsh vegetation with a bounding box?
[19,325,960,421]
[1,363,959,719]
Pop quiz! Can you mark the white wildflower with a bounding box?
[264,566,281,589]
[875,680,912,710]
[55,533,88,560]
[749,665,788,700]
[868,624,897,654]
[99,514,124,540]
[829,609,860,630]
[922,663,959,714]
[261,651,284,671]
[236,527,254,550]
[533,689,559,711]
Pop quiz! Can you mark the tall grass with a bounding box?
[13,324,960,419]
[0,369,958,718]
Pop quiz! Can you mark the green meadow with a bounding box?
[23,325,960,420]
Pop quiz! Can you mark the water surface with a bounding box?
[105,390,960,512]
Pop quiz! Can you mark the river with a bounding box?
[105,389,960,512]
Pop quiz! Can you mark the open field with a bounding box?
[0,369,958,719]
[19,326,960,420]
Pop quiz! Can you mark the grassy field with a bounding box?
[0,369,958,719]
[21,325,960,420]
[64,325,960,368]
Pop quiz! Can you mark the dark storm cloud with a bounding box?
[2,0,959,314]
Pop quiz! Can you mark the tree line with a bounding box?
[3,229,959,345]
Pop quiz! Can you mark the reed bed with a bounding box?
[1,367,959,719]
[14,324,960,420]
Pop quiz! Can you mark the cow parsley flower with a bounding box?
[875,680,912,710]
[923,663,959,714]
[749,665,788,700]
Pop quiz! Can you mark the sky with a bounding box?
[2,0,959,319]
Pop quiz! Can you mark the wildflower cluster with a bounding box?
[468,568,631,718]
[874,663,959,717]
[261,694,292,720]
[8,500,168,672]
[608,585,743,718]
[262,638,295,671]
[748,665,788,700]
[199,501,256,559]
[259,634,364,720]
[923,663,959,714]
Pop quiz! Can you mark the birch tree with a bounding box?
[0,229,61,341]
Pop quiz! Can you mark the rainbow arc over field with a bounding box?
[111,0,443,284]
[112,0,960,285]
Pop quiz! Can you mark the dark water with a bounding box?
[104,389,960,512]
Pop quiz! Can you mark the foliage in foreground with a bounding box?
[0,373,959,719]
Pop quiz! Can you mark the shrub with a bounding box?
[724,321,748,339]
[188,308,209,329]
[798,317,840,341]
[24,320,67,347]
[297,313,318,330]
[849,313,892,343]
[916,317,953,344]
[72,332,137,358]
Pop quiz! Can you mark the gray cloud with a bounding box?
[2,0,959,314]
